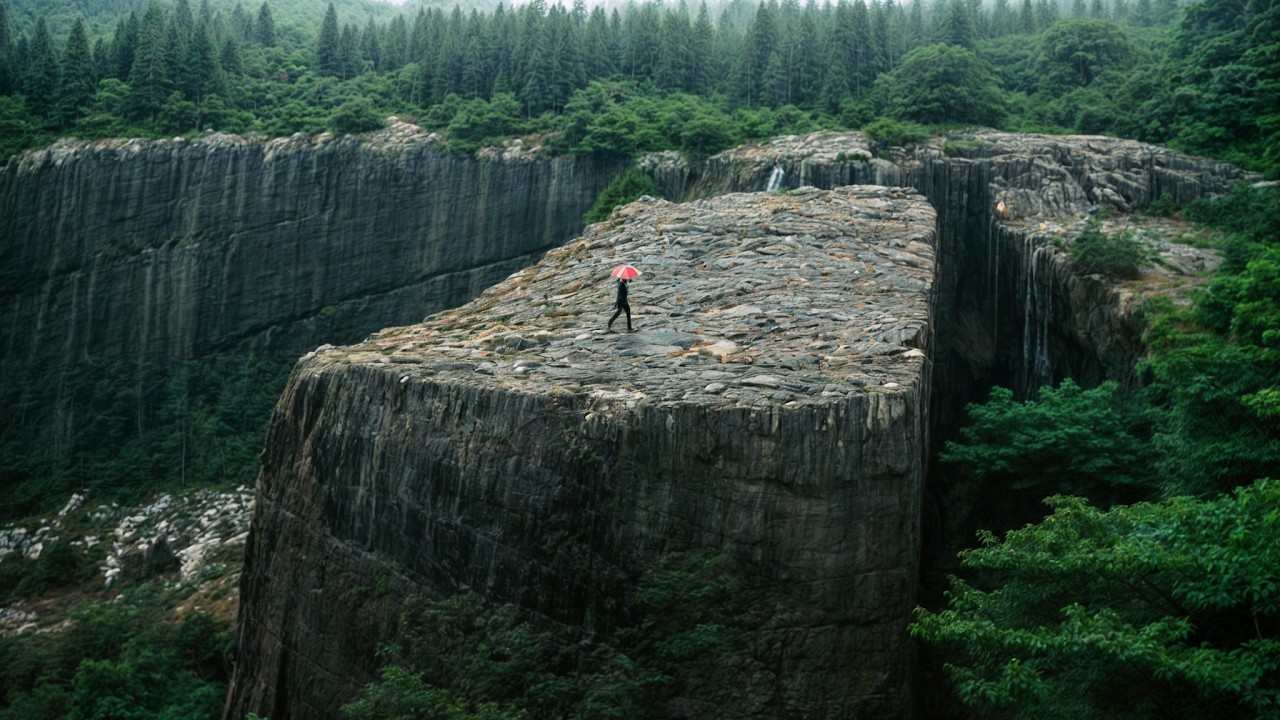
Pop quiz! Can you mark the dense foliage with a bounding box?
[941,379,1156,505]
[0,354,289,520]
[583,166,664,223]
[913,482,1280,720]
[926,184,1280,716]
[0,0,1274,176]
[345,550,746,719]
[0,584,233,720]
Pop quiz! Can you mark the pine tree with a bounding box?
[361,18,381,72]
[943,0,976,48]
[111,13,140,80]
[316,4,341,76]
[254,2,275,47]
[991,0,1014,36]
[184,21,218,107]
[688,2,715,94]
[339,25,360,80]
[1019,0,1037,32]
[219,37,243,78]
[657,2,693,91]
[56,18,94,127]
[128,3,173,121]
[0,0,11,94]
[738,0,779,105]
[25,18,58,118]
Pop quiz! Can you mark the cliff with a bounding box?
[226,186,937,720]
[0,119,625,377]
[644,129,1250,412]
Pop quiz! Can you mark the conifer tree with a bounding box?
[111,13,140,80]
[991,0,1014,36]
[689,2,715,94]
[943,0,976,48]
[339,24,360,80]
[1019,0,1037,32]
[25,18,58,118]
[219,37,243,78]
[254,2,275,47]
[184,21,218,106]
[0,0,10,95]
[657,2,693,91]
[361,18,382,72]
[316,4,341,76]
[128,3,174,121]
[56,18,94,127]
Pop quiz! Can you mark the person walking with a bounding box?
[607,265,639,332]
[608,278,632,332]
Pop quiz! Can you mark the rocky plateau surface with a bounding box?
[227,185,937,720]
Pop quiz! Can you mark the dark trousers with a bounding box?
[609,301,632,330]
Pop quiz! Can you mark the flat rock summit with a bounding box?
[230,185,937,720]
[336,185,935,406]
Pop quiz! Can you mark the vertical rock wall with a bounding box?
[0,122,625,379]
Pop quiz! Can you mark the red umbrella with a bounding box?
[611,265,641,280]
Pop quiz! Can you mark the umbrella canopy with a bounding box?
[611,265,641,280]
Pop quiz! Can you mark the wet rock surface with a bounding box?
[227,186,936,720]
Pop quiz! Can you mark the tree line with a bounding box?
[0,0,1274,175]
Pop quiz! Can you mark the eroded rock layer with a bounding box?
[227,186,936,720]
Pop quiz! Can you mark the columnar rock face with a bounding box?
[0,120,624,379]
[226,186,937,720]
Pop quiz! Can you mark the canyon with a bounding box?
[0,125,1250,718]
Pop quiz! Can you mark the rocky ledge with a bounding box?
[228,186,936,720]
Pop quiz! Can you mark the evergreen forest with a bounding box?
[0,0,1275,175]
[0,0,1278,718]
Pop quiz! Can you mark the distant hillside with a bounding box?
[5,0,501,41]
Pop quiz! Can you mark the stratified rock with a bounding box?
[0,119,624,376]
[226,186,937,720]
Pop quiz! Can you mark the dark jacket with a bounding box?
[615,279,628,306]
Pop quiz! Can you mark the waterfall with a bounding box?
[766,165,785,192]
[1021,239,1054,393]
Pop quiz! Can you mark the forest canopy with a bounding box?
[0,0,1274,176]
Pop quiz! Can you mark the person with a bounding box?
[607,278,632,332]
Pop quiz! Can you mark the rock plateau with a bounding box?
[227,186,937,720]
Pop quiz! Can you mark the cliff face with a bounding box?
[0,120,624,378]
[227,187,937,720]
[644,130,1250,410]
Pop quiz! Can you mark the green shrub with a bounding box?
[583,168,663,224]
[1069,225,1151,278]
[862,117,930,146]
[330,96,385,136]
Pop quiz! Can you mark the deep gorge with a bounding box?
[0,126,1251,719]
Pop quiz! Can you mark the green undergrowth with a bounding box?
[923,182,1280,718]
[343,550,747,720]
[0,583,233,720]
